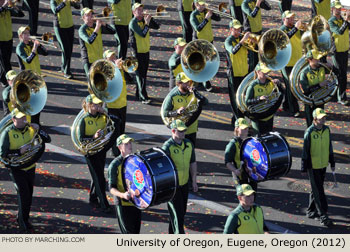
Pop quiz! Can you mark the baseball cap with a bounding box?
[86,94,102,104]
[306,49,323,60]
[255,63,271,73]
[81,7,93,17]
[17,26,30,37]
[331,1,342,8]
[229,19,242,29]
[282,10,295,19]
[174,37,187,47]
[313,108,327,119]
[6,70,17,81]
[103,49,116,59]
[11,108,26,119]
[194,0,206,4]
[236,184,255,196]
[116,134,134,146]
[132,3,144,11]
[175,72,192,83]
[170,119,187,131]
[235,118,249,129]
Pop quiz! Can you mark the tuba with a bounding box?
[290,15,338,106]
[71,60,123,156]
[236,29,291,119]
[181,39,220,82]
[0,70,47,169]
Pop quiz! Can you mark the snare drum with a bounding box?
[122,147,178,210]
[241,132,292,182]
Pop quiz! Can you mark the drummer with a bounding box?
[108,134,142,234]
[224,118,257,192]
[162,119,198,234]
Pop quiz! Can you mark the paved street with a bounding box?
[0,0,349,234]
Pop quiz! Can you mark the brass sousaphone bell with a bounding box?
[236,29,292,119]
[290,15,338,106]
[71,60,123,155]
[0,70,48,168]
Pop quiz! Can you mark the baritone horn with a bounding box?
[122,57,138,73]
[290,15,337,106]
[93,6,121,21]
[204,2,233,19]
[71,60,123,156]
[144,4,170,18]
[236,29,291,119]
[181,39,220,82]
[30,32,58,48]
[0,70,47,169]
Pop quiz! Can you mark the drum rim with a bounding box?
[270,132,292,176]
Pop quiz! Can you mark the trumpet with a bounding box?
[205,2,233,19]
[30,32,58,48]
[241,32,261,52]
[93,6,121,21]
[144,5,170,18]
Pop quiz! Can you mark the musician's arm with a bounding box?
[328,128,335,168]
[211,12,221,21]
[190,11,209,32]
[260,0,271,10]
[225,141,241,176]
[16,43,36,64]
[101,24,117,34]
[37,44,48,56]
[242,0,259,18]
[328,17,348,35]
[79,25,97,44]
[9,4,25,17]
[281,25,298,38]
[77,116,91,142]
[149,18,160,30]
[108,157,130,199]
[189,141,198,192]
[162,94,177,117]
[245,82,260,105]
[301,129,312,172]
[300,71,321,95]
[0,129,11,158]
[192,88,208,105]
[129,19,149,37]
[50,0,66,14]
[223,212,239,234]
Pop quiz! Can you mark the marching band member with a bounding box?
[328,1,350,105]
[168,37,187,91]
[50,0,80,79]
[16,26,48,126]
[16,26,48,75]
[108,0,133,82]
[108,134,142,234]
[162,72,208,147]
[0,109,49,233]
[0,0,24,86]
[162,119,198,234]
[190,0,221,92]
[224,118,257,192]
[301,108,334,227]
[129,2,160,104]
[77,94,113,213]
[280,10,302,117]
[223,184,269,234]
[299,49,337,127]
[229,0,243,24]
[245,63,282,135]
[23,0,39,36]
[311,0,331,20]
[103,49,127,157]
[224,19,250,125]
[177,0,194,43]
[241,0,271,68]
[79,7,116,78]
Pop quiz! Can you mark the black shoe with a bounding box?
[64,73,73,79]
[141,99,151,104]
[320,218,333,227]
[337,100,349,105]
[306,212,320,220]
[294,112,300,118]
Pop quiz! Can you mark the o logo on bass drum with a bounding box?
[133,169,145,190]
[250,149,261,165]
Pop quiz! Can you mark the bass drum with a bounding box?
[241,132,292,182]
[122,147,178,210]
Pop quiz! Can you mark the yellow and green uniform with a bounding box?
[168,52,183,90]
[162,138,196,186]
[223,204,267,233]
[0,5,24,41]
[229,0,244,24]
[108,0,132,26]
[190,9,221,42]
[79,24,103,64]
[328,15,350,102]
[224,137,242,174]
[77,112,107,141]
[280,25,303,67]
[177,0,194,43]
[50,0,78,28]
[16,41,48,74]
[225,35,249,77]
[301,124,334,223]
[311,0,331,20]
[162,87,209,135]
[242,0,271,33]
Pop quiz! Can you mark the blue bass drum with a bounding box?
[122,148,178,210]
[241,132,292,182]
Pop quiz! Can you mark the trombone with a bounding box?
[30,32,58,49]
[93,6,121,21]
[144,5,170,18]
[205,2,233,19]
